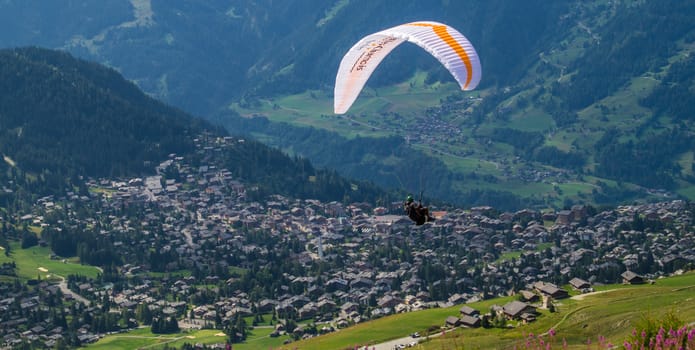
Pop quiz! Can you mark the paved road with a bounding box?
[371,335,420,350]
[54,274,91,306]
[370,329,455,350]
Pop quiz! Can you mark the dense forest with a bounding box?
[1,1,695,208]
[0,47,395,210]
[0,0,573,116]
[0,47,207,180]
[551,0,695,111]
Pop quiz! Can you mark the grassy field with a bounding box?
[278,272,695,350]
[82,272,695,350]
[1,241,100,280]
[495,251,521,264]
[0,252,11,266]
[89,325,290,350]
[495,243,555,264]
[677,185,695,200]
[677,151,694,178]
[230,79,647,208]
[88,328,224,350]
[145,270,193,279]
[225,36,695,207]
[280,296,516,350]
[506,110,554,132]
[229,70,459,139]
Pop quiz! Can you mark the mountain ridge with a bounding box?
[1,0,694,209]
[0,47,393,206]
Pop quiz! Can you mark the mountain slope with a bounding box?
[250,0,571,96]
[228,0,695,208]
[0,0,334,116]
[0,0,570,116]
[2,1,694,209]
[0,47,392,205]
[283,272,695,350]
[0,47,207,179]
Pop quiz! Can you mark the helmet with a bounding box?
[406,195,414,203]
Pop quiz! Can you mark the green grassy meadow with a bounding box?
[230,71,460,139]
[228,80,629,208]
[278,272,695,350]
[88,328,224,350]
[1,241,100,280]
[89,326,291,350]
[225,33,695,207]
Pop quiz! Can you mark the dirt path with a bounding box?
[570,289,614,301]
[542,305,591,336]
[371,328,455,350]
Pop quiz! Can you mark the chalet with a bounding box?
[518,290,539,302]
[325,278,349,292]
[350,277,374,290]
[448,293,467,305]
[555,210,572,225]
[307,285,323,298]
[377,295,402,309]
[621,271,645,284]
[275,302,296,315]
[288,295,310,308]
[459,305,480,317]
[445,316,461,327]
[661,255,687,271]
[569,277,591,291]
[346,310,360,320]
[340,301,358,313]
[571,205,588,222]
[514,209,538,222]
[460,315,481,328]
[77,333,99,344]
[336,319,349,329]
[317,299,337,313]
[470,206,495,217]
[502,301,536,320]
[533,282,569,299]
[571,248,596,264]
[520,313,537,323]
[258,299,280,312]
[298,303,317,319]
[541,211,557,222]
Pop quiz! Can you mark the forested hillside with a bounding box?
[0,47,393,208]
[230,0,695,208]
[0,0,333,116]
[0,47,206,183]
[0,0,571,116]
[249,0,571,96]
[1,0,694,209]
[225,115,526,210]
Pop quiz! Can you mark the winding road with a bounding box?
[43,269,91,306]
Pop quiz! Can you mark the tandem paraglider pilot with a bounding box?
[404,194,435,226]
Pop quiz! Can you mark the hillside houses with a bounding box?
[3,135,695,347]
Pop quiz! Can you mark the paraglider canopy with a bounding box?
[334,21,482,114]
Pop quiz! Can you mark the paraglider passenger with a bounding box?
[404,194,434,225]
